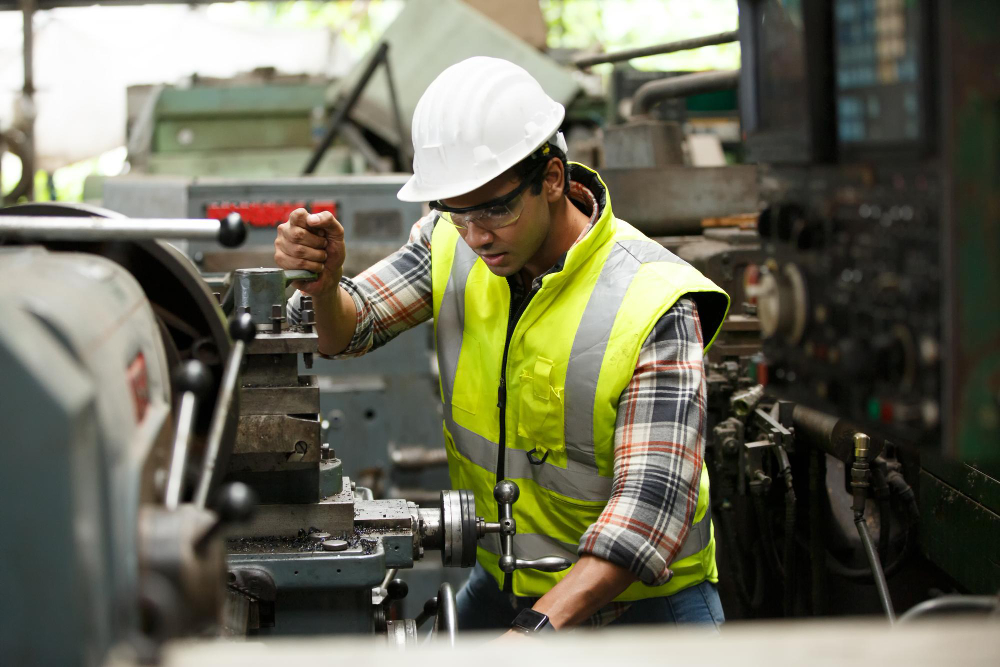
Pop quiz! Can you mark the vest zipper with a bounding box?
[498,280,534,594]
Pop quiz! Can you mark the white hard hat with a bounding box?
[397,56,566,203]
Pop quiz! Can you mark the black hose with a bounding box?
[872,463,892,563]
[751,490,784,578]
[809,449,826,615]
[855,515,896,623]
[886,469,920,525]
[718,507,754,609]
[774,446,797,616]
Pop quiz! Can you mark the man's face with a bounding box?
[440,161,559,278]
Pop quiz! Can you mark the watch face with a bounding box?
[513,608,550,633]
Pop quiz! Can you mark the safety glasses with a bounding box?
[430,162,546,231]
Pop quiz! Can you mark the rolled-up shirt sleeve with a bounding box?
[578,298,707,586]
[289,212,437,357]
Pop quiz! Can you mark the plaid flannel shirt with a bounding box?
[290,180,707,626]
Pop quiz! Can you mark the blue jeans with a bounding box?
[455,563,724,636]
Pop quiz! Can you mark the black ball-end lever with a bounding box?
[217,212,246,248]
[195,482,257,554]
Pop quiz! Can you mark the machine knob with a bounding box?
[217,212,246,248]
[214,481,257,524]
[386,579,409,601]
[173,359,213,400]
[195,482,257,554]
[493,479,519,504]
[228,311,256,344]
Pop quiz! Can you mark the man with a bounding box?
[275,57,729,636]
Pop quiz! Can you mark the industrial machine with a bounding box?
[102,175,448,507]
[0,205,575,663]
[590,0,1000,623]
[737,0,1000,596]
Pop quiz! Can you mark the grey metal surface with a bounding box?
[160,618,1000,666]
[234,268,287,327]
[601,165,760,234]
[0,249,174,665]
[103,174,449,499]
[603,120,686,169]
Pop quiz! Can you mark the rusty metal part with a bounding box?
[239,378,319,415]
[234,415,321,460]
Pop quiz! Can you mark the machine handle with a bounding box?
[282,269,319,284]
[193,313,256,509]
[194,482,257,554]
[0,213,247,247]
[165,360,212,510]
[510,556,574,573]
[432,582,458,647]
[487,480,572,574]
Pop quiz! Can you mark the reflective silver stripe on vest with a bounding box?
[505,447,612,500]
[477,531,579,561]
[444,413,497,476]
[563,242,645,469]
[436,237,478,410]
[479,516,711,568]
[616,238,692,267]
[673,501,712,563]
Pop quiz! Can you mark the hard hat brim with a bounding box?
[396,116,565,203]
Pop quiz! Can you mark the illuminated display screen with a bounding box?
[835,0,924,146]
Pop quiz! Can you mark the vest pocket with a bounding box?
[451,337,481,416]
[516,357,566,462]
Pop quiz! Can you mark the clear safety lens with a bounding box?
[440,194,526,231]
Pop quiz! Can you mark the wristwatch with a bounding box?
[511,608,555,635]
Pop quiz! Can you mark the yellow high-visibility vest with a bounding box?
[431,164,730,599]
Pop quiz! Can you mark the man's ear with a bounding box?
[543,157,566,203]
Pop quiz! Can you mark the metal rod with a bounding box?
[898,595,999,623]
[0,216,233,242]
[19,0,36,201]
[165,392,197,511]
[194,341,246,508]
[435,582,457,647]
[381,46,411,171]
[632,69,740,116]
[574,30,739,68]
[380,568,399,593]
[303,42,389,175]
[856,517,896,624]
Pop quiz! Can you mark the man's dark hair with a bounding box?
[508,140,570,197]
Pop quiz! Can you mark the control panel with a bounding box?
[752,163,942,447]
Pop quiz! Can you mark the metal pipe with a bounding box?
[434,582,457,647]
[303,42,389,175]
[19,0,35,201]
[165,392,197,511]
[791,403,886,463]
[856,518,896,623]
[194,313,255,509]
[574,30,738,68]
[0,215,246,246]
[898,595,999,623]
[382,48,410,170]
[851,433,895,624]
[632,69,740,116]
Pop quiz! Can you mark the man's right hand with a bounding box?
[274,208,346,296]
